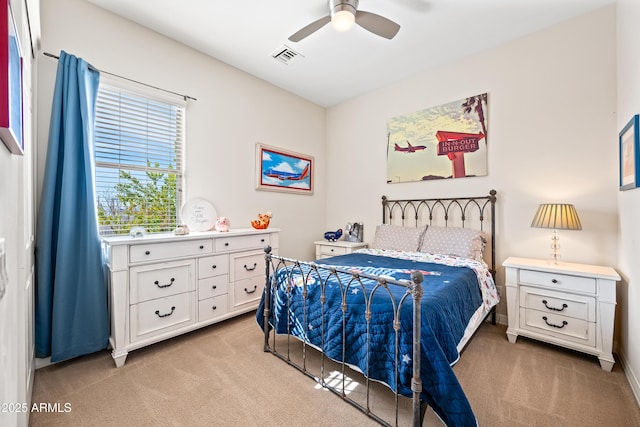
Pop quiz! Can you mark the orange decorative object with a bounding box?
[251,211,272,230]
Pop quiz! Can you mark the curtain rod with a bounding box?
[43,52,197,101]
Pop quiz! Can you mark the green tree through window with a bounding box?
[94,79,185,235]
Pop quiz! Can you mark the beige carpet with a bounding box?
[30,313,640,426]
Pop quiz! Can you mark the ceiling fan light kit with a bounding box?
[288,0,400,42]
[331,0,357,32]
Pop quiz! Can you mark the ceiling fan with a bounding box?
[288,0,401,42]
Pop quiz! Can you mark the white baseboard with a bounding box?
[617,348,640,407]
[34,357,52,370]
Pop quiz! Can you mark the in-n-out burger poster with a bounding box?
[386,93,488,183]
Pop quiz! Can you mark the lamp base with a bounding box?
[550,229,560,264]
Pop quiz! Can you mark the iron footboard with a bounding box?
[261,246,425,427]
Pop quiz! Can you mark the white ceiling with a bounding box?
[86,0,615,107]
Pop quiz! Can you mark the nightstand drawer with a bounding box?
[318,245,348,256]
[519,269,596,294]
[519,286,595,322]
[519,307,595,347]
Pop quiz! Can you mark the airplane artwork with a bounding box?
[257,143,313,194]
[394,141,427,153]
[263,163,310,181]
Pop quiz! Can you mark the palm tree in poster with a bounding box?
[462,94,488,145]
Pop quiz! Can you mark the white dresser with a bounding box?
[503,257,620,371]
[102,228,278,367]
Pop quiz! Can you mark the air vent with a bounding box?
[271,45,304,65]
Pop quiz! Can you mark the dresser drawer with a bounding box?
[215,234,270,252]
[198,254,229,279]
[130,260,195,304]
[317,244,348,257]
[519,307,595,347]
[231,251,265,281]
[233,276,264,308]
[130,292,196,342]
[519,269,596,294]
[519,286,595,322]
[130,239,213,263]
[198,295,229,322]
[198,275,228,300]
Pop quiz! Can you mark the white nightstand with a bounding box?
[314,240,368,260]
[503,257,620,371]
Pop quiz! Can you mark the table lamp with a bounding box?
[531,203,582,264]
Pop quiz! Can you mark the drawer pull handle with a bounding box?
[211,265,217,269]
[244,263,257,271]
[244,285,258,294]
[145,250,151,255]
[542,316,567,329]
[542,300,568,312]
[212,305,217,311]
[199,245,204,249]
[155,306,176,318]
[225,242,229,247]
[261,238,265,242]
[212,285,217,290]
[551,279,559,284]
[154,278,175,288]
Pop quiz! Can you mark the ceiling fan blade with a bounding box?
[288,15,331,42]
[355,10,401,39]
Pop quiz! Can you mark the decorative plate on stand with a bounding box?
[181,198,217,231]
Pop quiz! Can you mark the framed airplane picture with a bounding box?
[255,143,313,195]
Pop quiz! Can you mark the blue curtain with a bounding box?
[35,51,108,362]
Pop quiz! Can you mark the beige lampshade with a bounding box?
[531,204,582,231]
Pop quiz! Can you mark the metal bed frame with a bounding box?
[261,190,497,426]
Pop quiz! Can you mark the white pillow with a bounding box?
[418,226,486,260]
[371,225,427,252]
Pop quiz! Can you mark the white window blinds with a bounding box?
[94,80,186,236]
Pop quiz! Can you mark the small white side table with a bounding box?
[314,240,368,260]
[503,257,620,371]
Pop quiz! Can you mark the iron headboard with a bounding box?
[381,189,497,278]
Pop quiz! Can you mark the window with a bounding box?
[94,77,185,236]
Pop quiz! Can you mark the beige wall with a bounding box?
[326,6,618,322]
[37,0,327,261]
[616,0,640,403]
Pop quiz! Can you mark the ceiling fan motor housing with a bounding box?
[330,0,358,17]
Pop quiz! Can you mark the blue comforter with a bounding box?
[256,253,482,426]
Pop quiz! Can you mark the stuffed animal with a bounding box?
[324,229,343,242]
[251,211,273,229]
[215,216,230,232]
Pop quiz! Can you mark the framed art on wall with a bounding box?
[0,0,23,155]
[256,143,313,195]
[386,93,488,183]
[619,114,640,191]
